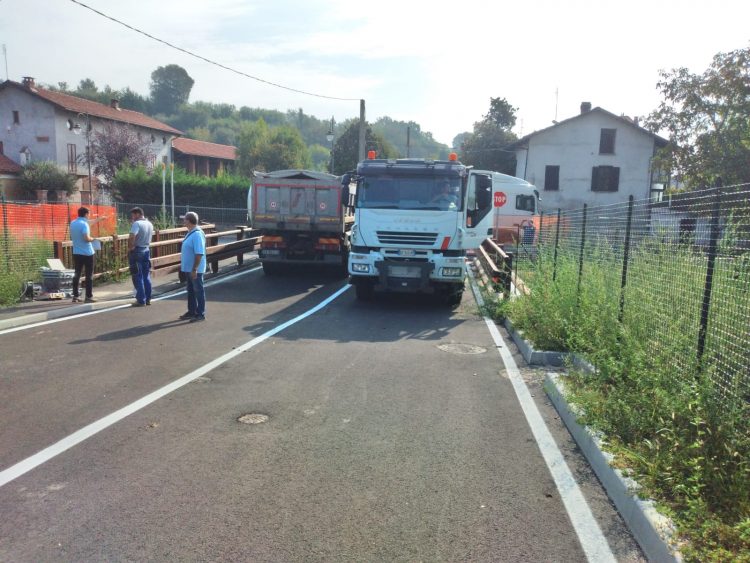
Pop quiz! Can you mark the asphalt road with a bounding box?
[0,267,645,562]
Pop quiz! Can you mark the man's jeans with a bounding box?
[129,248,152,304]
[72,254,94,299]
[185,273,205,316]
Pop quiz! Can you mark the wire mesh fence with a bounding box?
[512,185,750,406]
[513,183,750,403]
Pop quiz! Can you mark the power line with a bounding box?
[68,0,360,102]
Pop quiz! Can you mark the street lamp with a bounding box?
[72,113,93,204]
[326,117,334,174]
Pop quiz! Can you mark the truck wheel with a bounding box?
[354,279,375,301]
[262,262,282,276]
[445,285,464,306]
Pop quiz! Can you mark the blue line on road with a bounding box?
[0,282,351,488]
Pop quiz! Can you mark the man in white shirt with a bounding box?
[127,207,154,306]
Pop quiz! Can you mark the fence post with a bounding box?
[552,208,561,282]
[577,203,588,299]
[2,195,10,272]
[618,195,634,323]
[514,225,521,283]
[538,211,544,271]
[696,182,723,367]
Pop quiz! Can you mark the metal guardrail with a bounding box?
[53,225,262,281]
[474,237,532,297]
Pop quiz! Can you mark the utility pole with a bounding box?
[358,99,366,162]
[406,126,411,158]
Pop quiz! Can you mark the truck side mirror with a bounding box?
[341,173,352,186]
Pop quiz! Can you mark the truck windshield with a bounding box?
[358,175,463,211]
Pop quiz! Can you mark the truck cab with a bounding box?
[347,153,537,302]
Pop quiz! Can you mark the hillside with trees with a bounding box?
[46,66,452,175]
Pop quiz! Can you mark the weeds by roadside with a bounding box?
[488,239,750,562]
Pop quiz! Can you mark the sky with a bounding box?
[1,0,748,147]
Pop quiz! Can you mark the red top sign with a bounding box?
[494,192,507,207]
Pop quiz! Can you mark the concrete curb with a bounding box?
[0,260,260,332]
[544,373,682,563]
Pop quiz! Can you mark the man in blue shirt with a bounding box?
[179,211,207,322]
[69,207,96,303]
[127,207,154,306]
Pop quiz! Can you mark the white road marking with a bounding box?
[0,266,262,336]
[0,283,351,488]
[469,276,616,563]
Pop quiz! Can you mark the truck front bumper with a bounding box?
[349,251,465,293]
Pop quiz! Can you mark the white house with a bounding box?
[511,103,669,212]
[0,77,182,203]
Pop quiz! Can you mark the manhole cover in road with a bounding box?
[436,343,487,355]
[237,413,269,425]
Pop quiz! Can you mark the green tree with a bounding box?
[646,44,750,188]
[20,161,76,197]
[149,64,195,115]
[309,143,332,172]
[236,119,270,176]
[88,122,153,186]
[332,120,397,174]
[257,125,311,171]
[371,117,450,159]
[459,97,518,174]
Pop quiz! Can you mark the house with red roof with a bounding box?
[0,152,23,198]
[172,137,236,177]
[0,77,182,203]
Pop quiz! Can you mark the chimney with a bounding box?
[633,116,640,127]
[22,76,36,89]
[110,98,121,110]
[580,101,592,114]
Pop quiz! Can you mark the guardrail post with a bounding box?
[619,195,634,323]
[577,204,588,300]
[697,182,723,368]
[236,225,245,266]
[552,208,561,282]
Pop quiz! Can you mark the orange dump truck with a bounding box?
[250,170,354,275]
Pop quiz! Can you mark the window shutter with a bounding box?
[591,167,598,190]
[612,167,620,191]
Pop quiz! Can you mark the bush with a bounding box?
[111,165,249,207]
[20,161,76,197]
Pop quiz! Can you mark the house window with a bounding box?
[67,144,77,174]
[544,165,560,191]
[147,154,156,170]
[19,147,31,165]
[599,128,616,154]
[591,166,620,192]
[12,111,20,125]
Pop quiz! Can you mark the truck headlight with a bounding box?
[440,267,463,277]
[351,224,359,244]
[352,263,370,273]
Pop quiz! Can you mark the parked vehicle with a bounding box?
[347,152,538,303]
[250,170,354,275]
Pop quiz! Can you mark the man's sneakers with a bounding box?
[84,297,96,303]
[132,301,146,307]
[179,312,195,320]
[71,297,80,303]
[190,315,206,323]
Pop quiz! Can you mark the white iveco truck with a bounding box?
[347,152,538,303]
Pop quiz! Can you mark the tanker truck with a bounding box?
[250,170,354,275]
[347,152,538,303]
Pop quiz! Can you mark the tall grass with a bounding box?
[505,238,750,562]
[0,237,54,306]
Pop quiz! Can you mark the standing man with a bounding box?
[179,211,206,322]
[127,207,154,306]
[69,207,96,303]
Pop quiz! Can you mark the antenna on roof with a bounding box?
[554,87,559,123]
[2,45,8,81]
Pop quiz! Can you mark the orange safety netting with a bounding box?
[0,202,117,241]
